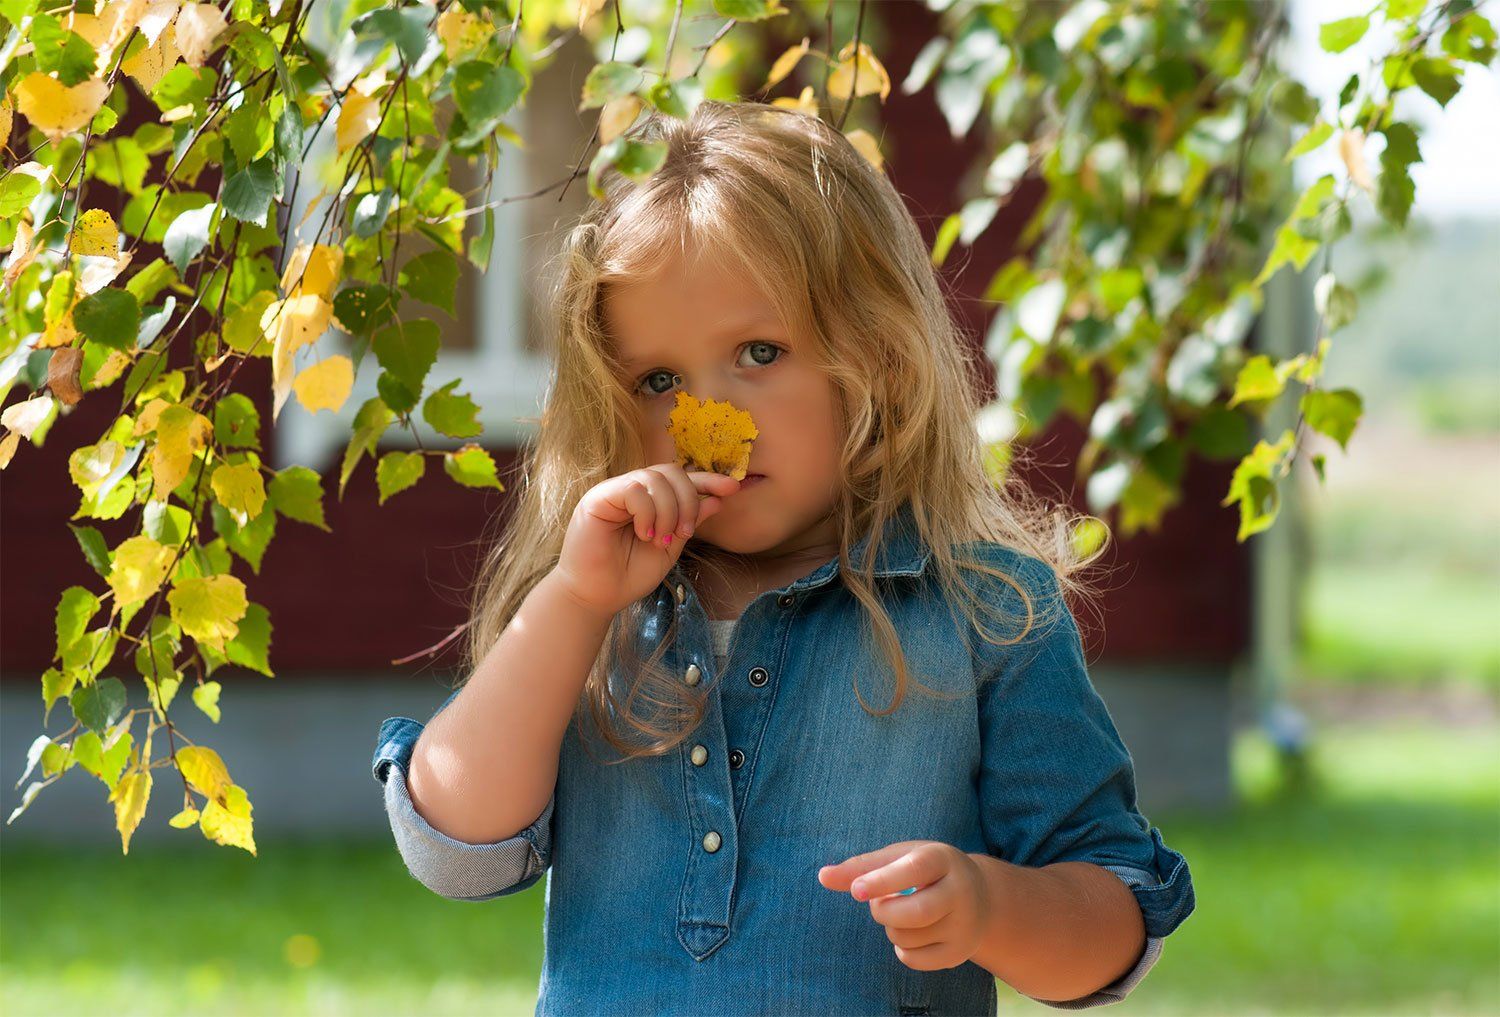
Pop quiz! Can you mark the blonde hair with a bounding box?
[459,99,1110,762]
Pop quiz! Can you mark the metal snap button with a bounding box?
[702,830,722,852]
[684,663,701,686]
[778,593,795,608]
[748,666,769,687]
[674,583,686,604]
[729,748,744,769]
[690,744,708,766]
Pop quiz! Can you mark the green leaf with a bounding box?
[268,465,330,530]
[354,6,435,67]
[443,444,504,491]
[29,14,98,86]
[215,392,262,449]
[1313,272,1359,333]
[340,397,396,497]
[580,62,645,110]
[211,497,277,574]
[222,159,278,226]
[193,680,222,723]
[1285,120,1333,161]
[0,173,41,218]
[352,187,396,238]
[71,677,128,734]
[1376,122,1421,227]
[225,602,274,677]
[397,251,460,317]
[56,586,102,658]
[332,284,395,337]
[69,523,113,577]
[713,0,788,21]
[377,450,426,504]
[1411,57,1462,107]
[1301,387,1363,450]
[1220,428,1295,541]
[372,317,441,398]
[74,289,142,351]
[452,60,526,134]
[1319,15,1369,53]
[422,378,483,438]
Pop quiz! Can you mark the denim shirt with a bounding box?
[371,504,1196,1015]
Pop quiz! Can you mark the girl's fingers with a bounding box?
[638,470,678,547]
[649,464,704,538]
[620,481,656,541]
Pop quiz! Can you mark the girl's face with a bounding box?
[603,251,843,563]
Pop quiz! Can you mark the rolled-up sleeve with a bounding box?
[968,547,1196,1008]
[371,688,554,902]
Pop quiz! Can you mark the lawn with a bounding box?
[3,721,1497,1016]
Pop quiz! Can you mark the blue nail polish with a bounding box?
[898,886,917,895]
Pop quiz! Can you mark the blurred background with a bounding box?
[2,0,1496,1014]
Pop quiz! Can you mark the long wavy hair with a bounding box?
[456,99,1110,763]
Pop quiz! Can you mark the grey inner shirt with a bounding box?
[708,616,738,672]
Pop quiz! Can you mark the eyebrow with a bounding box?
[616,311,781,369]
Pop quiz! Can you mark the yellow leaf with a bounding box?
[279,243,344,301]
[133,396,171,435]
[263,293,332,420]
[827,41,891,103]
[108,769,152,855]
[14,71,109,141]
[437,6,490,61]
[0,430,19,469]
[0,90,12,148]
[177,745,232,802]
[191,680,221,723]
[169,806,201,828]
[843,127,884,172]
[122,22,182,95]
[1339,128,1374,192]
[599,95,642,145]
[771,84,818,117]
[175,2,228,69]
[107,534,176,607]
[210,460,267,522]
[69,438,127,498]
[577,0,609,31]
[168,573,248,652]
[5,219,41,291]
[666,391,760,480]
[293,355,354,414]
[200,783,256,855]
[151,403,213,498]
[764,37,810,91]
[1,393,56,440]
[70,209,121,258]
[336,88,381,154]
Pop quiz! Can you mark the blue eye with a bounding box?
[634,342,785,398]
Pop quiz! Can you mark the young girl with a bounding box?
[371,99,1195,1015]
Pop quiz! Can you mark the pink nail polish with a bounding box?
[664,533,673,545]
[646,527,654,538]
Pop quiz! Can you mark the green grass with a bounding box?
[3,723,1497,1016]
[1301,560,1500,691]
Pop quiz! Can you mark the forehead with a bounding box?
[602,253,782,352]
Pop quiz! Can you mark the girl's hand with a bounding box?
[818,840,989,972]
[551,462,743,620]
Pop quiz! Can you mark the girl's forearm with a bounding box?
[965,853,1146,1003]
[404,569,616,843]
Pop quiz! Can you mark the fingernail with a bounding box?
[646,527,654,539]
[851,880,867,899]
[664,533,673,546]
[682,524,693,538]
